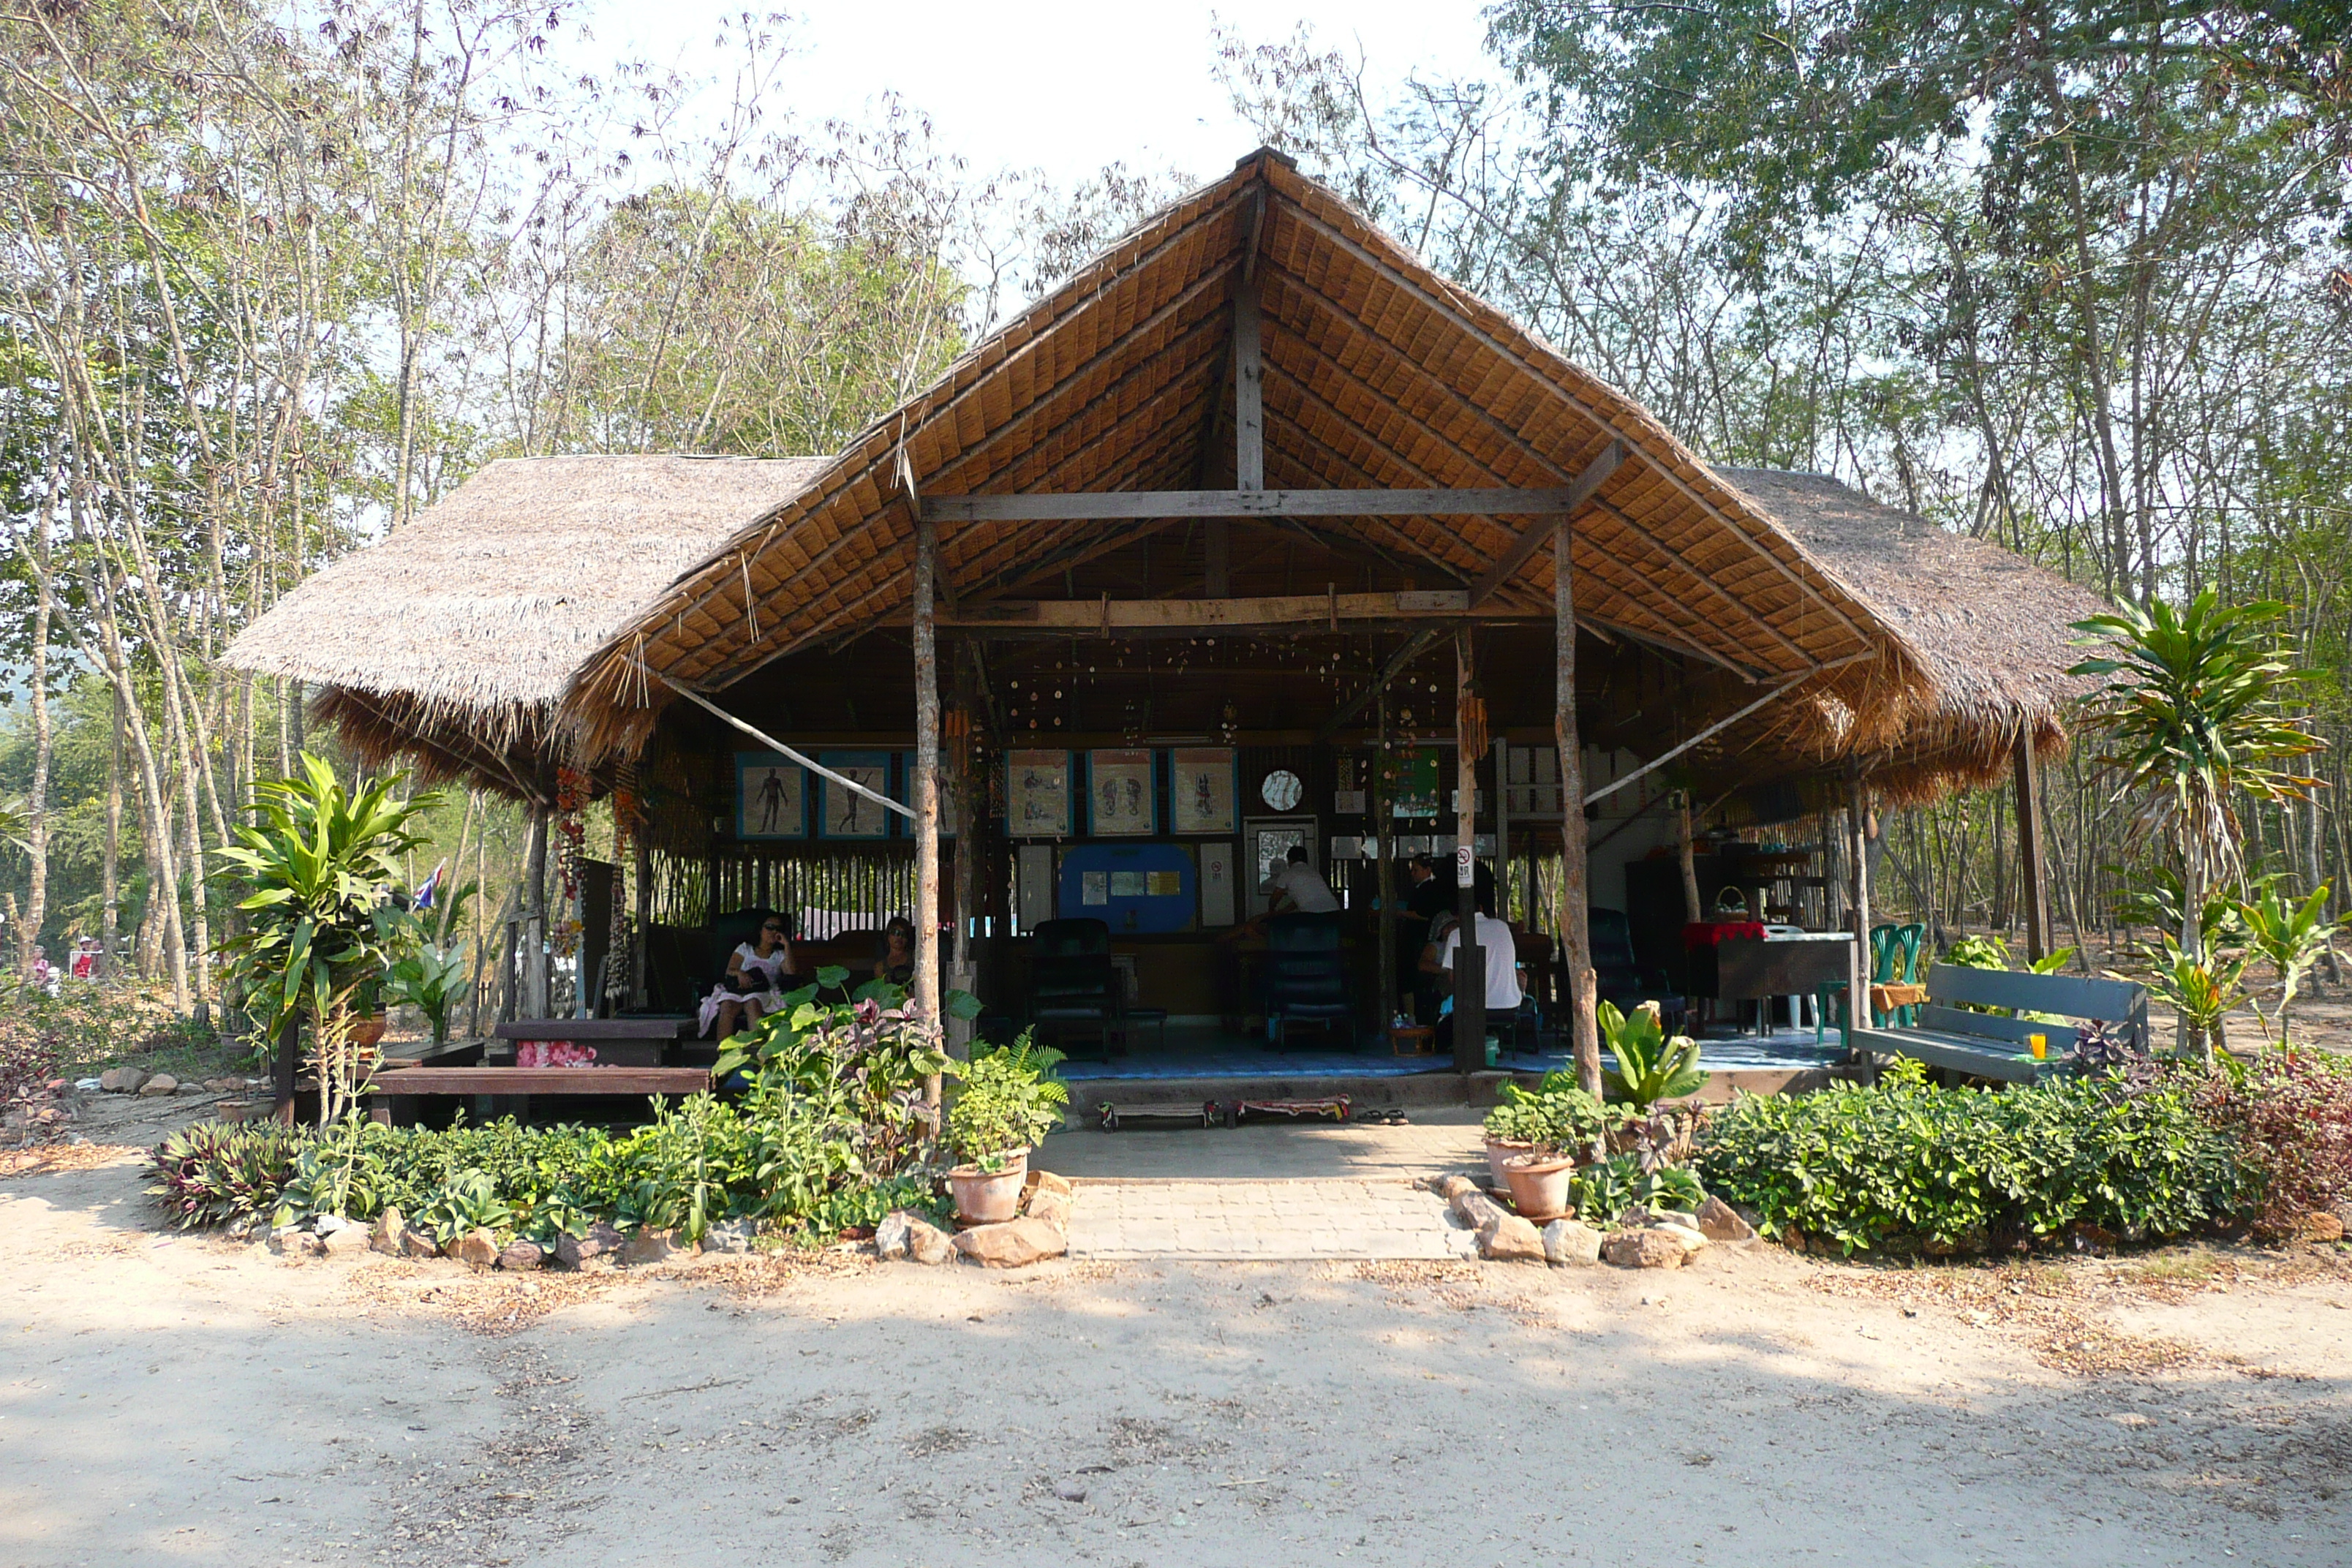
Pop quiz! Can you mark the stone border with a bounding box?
[1422,1174,1758,1269]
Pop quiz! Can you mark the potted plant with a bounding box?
[1485,1077,1608,1219]
[943,1034,1068,1224]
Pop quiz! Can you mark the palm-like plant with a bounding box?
[2234,883,2342,1050]
[2070,592,2322,1058]
[212,754,436,1122]
[1597,999,1707,1109]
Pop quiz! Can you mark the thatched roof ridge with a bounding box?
[223,453,827,774]
[562,148,1932,758]
[1711,466,2106,797]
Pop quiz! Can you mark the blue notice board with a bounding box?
[1057,843,1196,933]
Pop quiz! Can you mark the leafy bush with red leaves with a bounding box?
[2195,1052,2352,1237]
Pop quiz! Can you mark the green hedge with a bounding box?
[1696,1072,2250,1255]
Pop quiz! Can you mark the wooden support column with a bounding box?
[2013,732,2051,963]
[272,1015,299,1126]
[522,804,549,1019]
[1677,791,1702,924]
[1376,683,1397,1038]
[630,831,652,1011]
[1848,769,1872,1026]
[947,650,980,1059]
[1555,521,1601,1098]
[1452,628,1485,1073]
[913,509,944,1118]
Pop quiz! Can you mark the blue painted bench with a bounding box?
[1847,964,2150,1085]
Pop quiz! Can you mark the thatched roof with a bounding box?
[223,453,825,796]
[562,148,1929,759]
[1708,467,2107,800]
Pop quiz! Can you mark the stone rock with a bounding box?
[1602,1228,1688,1270]
[268,1228,323,1259]
[498,1240,546,1272]
[952,1218,1068,1268]
[905,1217,954,1266]
[701,1218,756,1255]
[98,1066,148,1094]
[1052,1477,1088,1503]
[1025,1187,1073,1232]
[449,1227,500,1270]
[875,1210,916,1261]
[1651,1222,1709,1255]
[138,1074,179,1097]
[401,1228,441,1259]
[555,1221,625,1270]
[1432,1174,1480,1201]
[1695,1196,1756,1243]
[203,1077,244,1094]
[1542,1218,1603,1267]
[1651,1208,1700,1232]
[214,1099,265,1123]
[320,1224,370,1258]
[177,1081,208,1095]
[620,1226,689,1267]
[2302,1210,2346,1243]
[312,1213,355,1236]
[1030,1169,1074,1198]
[369,1209,407,1255]
[1450,1188,1508,1232]
[1477,1213,1546,1263]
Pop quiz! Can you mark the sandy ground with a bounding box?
[3,1148,2349,1568]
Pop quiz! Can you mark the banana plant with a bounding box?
[1598,999,1708,1109]
[385,933,470,1049]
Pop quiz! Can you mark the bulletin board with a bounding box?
[1057,842,1197,933]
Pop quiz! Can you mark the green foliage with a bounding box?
[2137,938,2251,1047]
[1697,1074,2249,1255]
[1484,1076,1610,1154]
[416,1169,513,1245]
[211,755,434,1117]
[945,1033,1069,1166]
[2232,882,2344,1048]
[1569,1153,1704,1226]
[383,933,469,1048]
[714,978,952,1177]
[2194,1050,2352,1238]
[1598,1000,1707,1109]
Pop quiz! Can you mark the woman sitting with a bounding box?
[874,915,917,988]
[699,915,795,1039]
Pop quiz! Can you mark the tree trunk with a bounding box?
[21,459,56,977]
[102,684,124,973]
[1554,523,1599,1098]
[523,804,550,1017]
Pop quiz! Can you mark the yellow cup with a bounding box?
[2029,1033,2047,1060]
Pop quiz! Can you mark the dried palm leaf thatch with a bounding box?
[562,148,1932,762]
[1712,467,2106,801]
[222,454,826,797]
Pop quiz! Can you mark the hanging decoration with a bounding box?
[554,765,589,959]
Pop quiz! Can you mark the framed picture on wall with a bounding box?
[816,750,892,840]
[734,753,806,840]
[1088,749,1156,836]
[1005,750,1074,838]
[891,754,957,838]
[1169,747,1237,834]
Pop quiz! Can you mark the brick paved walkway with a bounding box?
[1066,1177,1472,1259]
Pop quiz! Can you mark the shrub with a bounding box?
[2194,1051,2352,1237]
[1599,1000,1705,1108]
[945,1034,1068,1166]
[1697,1071,2248,1255]
[148,1120,307,1229]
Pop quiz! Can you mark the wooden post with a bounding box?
[913,510,944,1117]
[1555,521,1601,1098]
[630,832,652,1011]
[1376,683,1396,1041]
[1452,628,1485,1072]
[1848,769,1872,1025]
[522,804,549,1018]
[2013,731,2051,963]
[1677,791,1702,924]
[272,1015,299,1126]
[947,655,980,1060]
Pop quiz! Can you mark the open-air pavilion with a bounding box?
[225,148,2103,1115]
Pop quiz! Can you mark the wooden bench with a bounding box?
[363,1063,713,1123]
[1847,965,2149,1085]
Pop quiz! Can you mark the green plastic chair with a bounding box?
[1816,921,1929,1044]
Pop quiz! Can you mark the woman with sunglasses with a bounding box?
[700,913,796,1039]
[873,915,918,988]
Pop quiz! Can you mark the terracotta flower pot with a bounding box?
[1503,1153,1577,1221]
[948,1150,1030,1225]
[350,1015,388,1048]
[1484,1137,1535,1191]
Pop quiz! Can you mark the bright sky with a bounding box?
[589,0,1507,187]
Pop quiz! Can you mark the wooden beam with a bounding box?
[919,486,1625,524]
[1452,627,1485,1072]
[913,503,943,1123]
[1555,520,1602,1099]
[2014,732,2051,962]
[1235,283,1264,494]
[1466,442,1624,606]
[939,591,1532,633]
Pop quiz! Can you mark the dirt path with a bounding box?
[4,1150,2348,1568]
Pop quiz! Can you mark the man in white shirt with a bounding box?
[1429,893,1522,1054]
[1261,845,1340,914]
